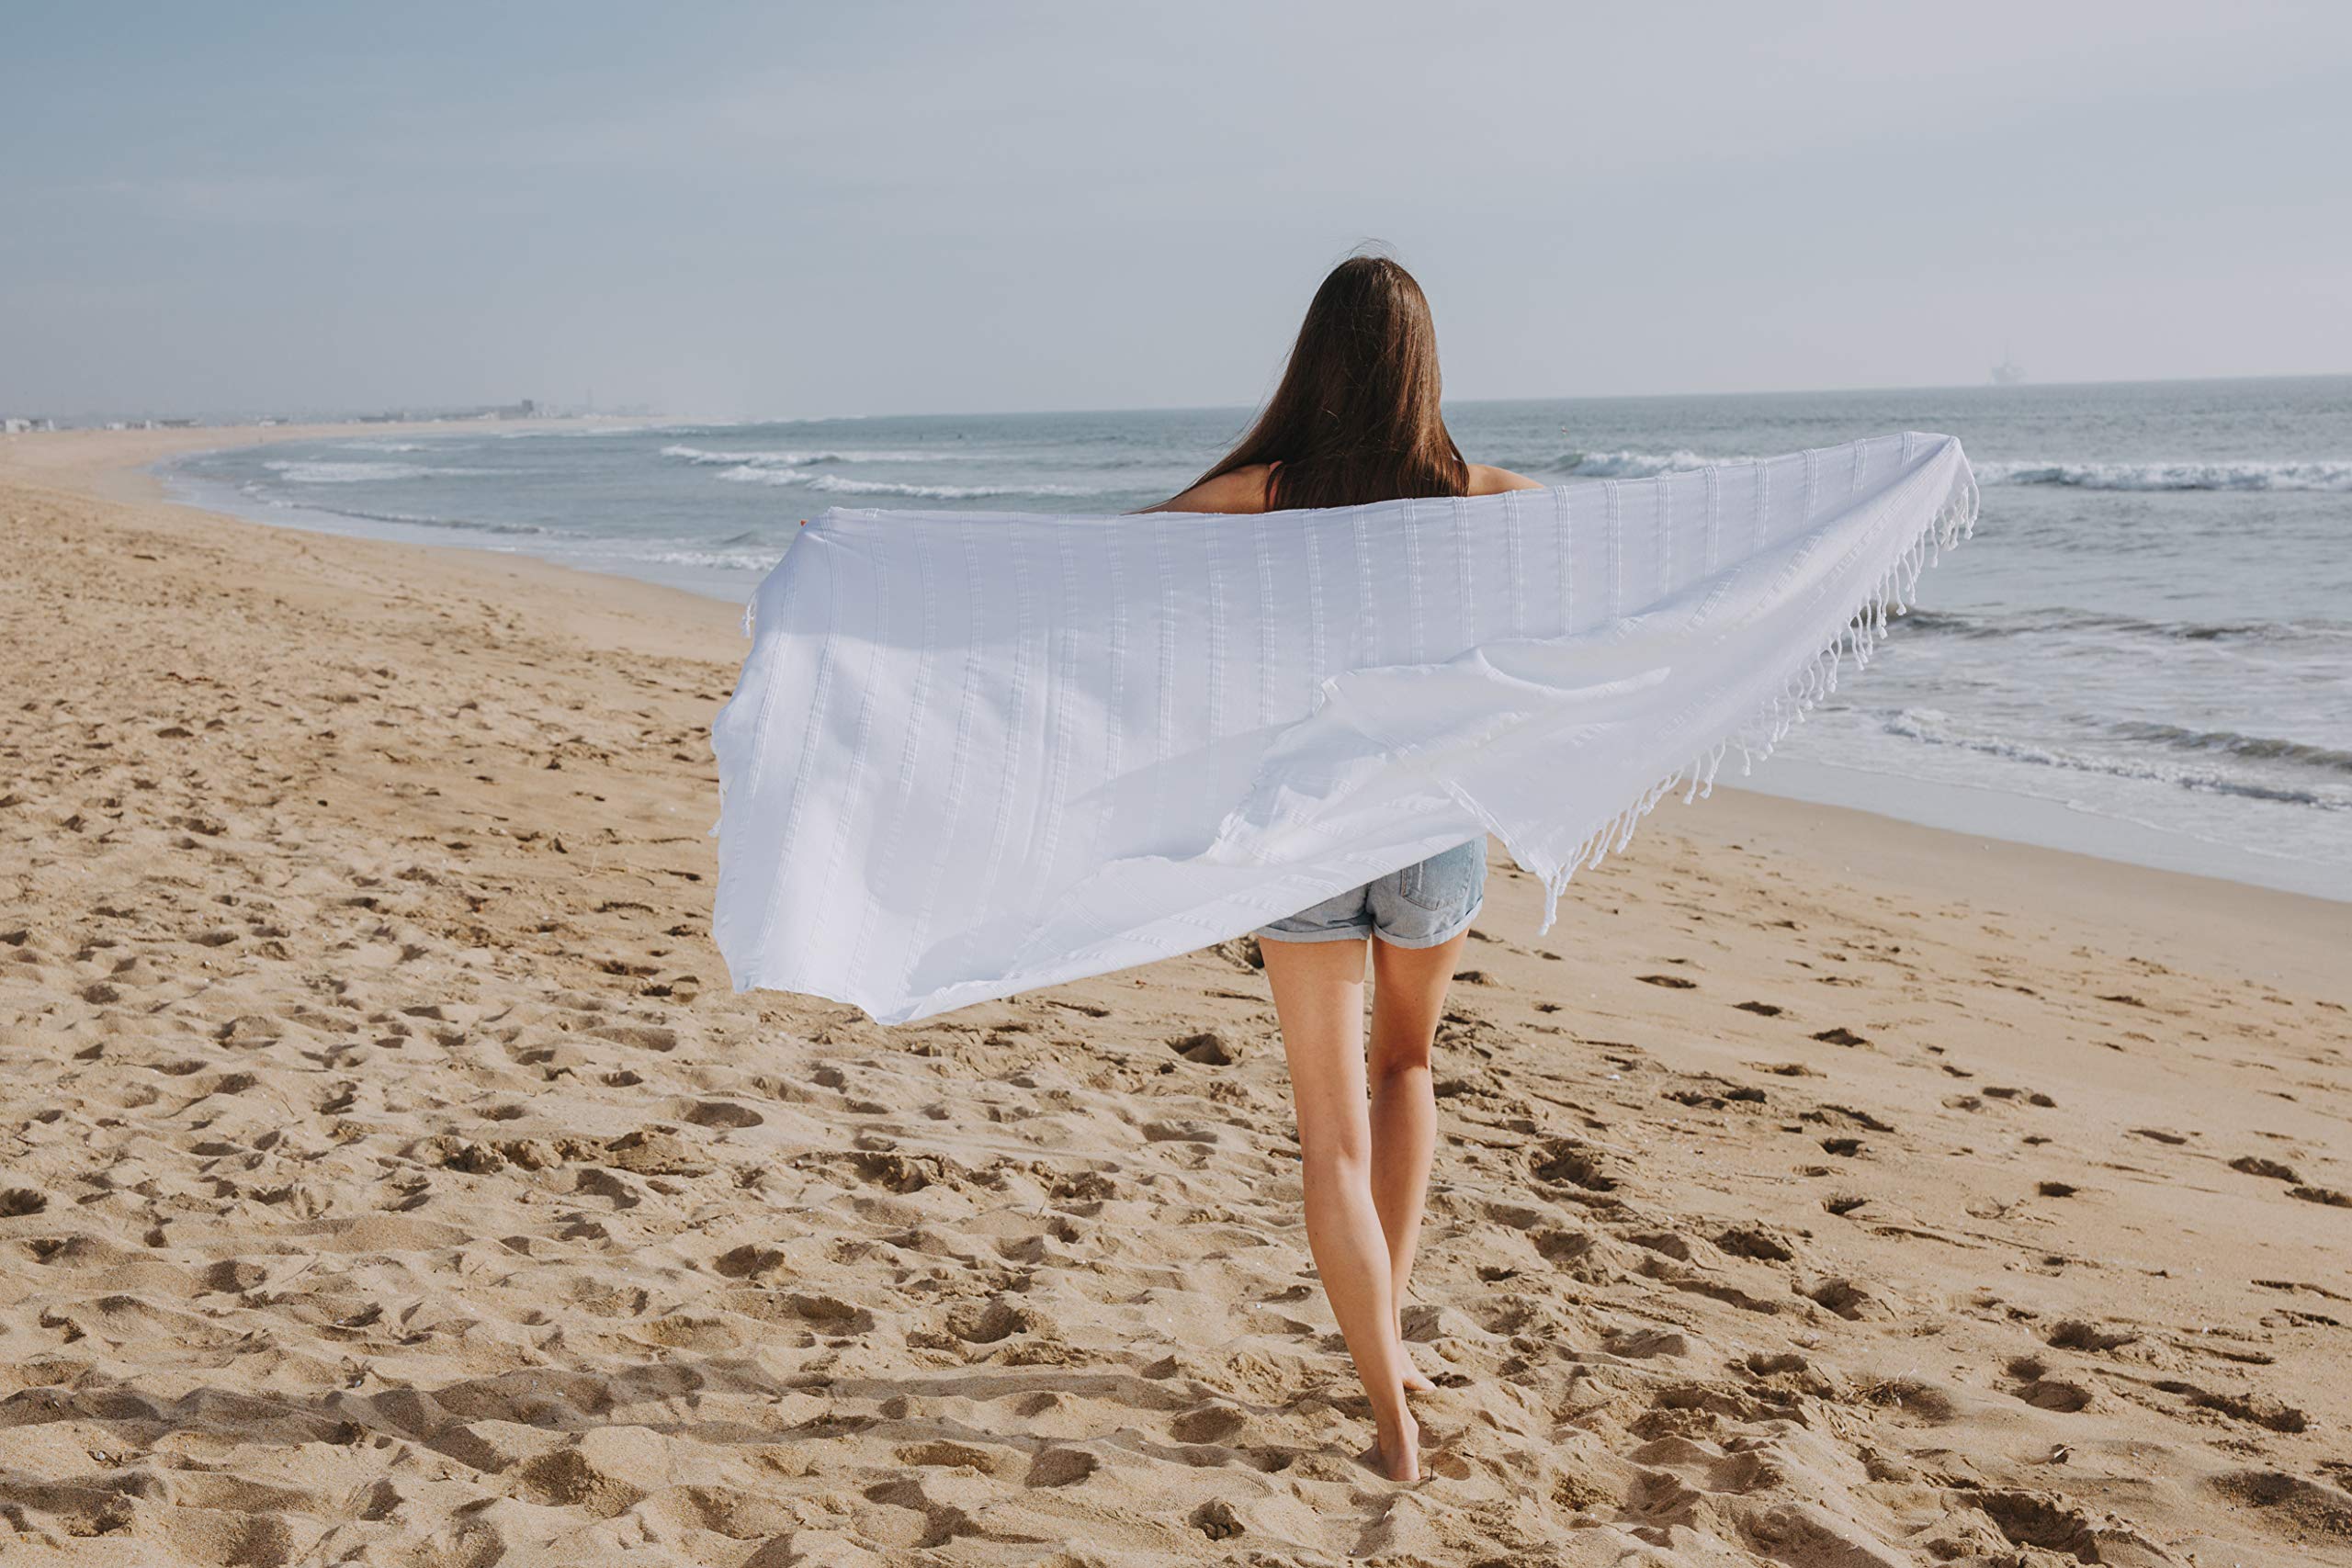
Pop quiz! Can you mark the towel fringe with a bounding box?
[1532,459,1976,934]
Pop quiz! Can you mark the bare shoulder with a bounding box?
[1138,464,1272,514]
[1465,463,1547,496]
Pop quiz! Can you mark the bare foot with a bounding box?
[1371,1408,1420,1483]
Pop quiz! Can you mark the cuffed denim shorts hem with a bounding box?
[1257,896,1485,950]
[1254,837,1488,950]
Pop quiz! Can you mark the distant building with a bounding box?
[1,417,28,434]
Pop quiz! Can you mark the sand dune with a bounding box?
[2,427,2348,1565]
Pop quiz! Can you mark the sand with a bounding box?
[2,425,2348,1567]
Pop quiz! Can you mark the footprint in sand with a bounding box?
[1170,1405,1248,1446]
[2210,1471,2352,1540]
[1528,1139,1619,1192]
[1713,1224,1797,1261]
[2154,1379,2309,1433]
[1168,1031,1237,1065]
[2046,1319,2138,1352]
[682,1099,763,1129]
[2006,1356,2094,1412]
[1806,1277,1894,1320]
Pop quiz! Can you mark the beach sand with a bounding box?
[3,426,2348,1567]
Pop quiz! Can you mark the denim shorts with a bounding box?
[1257,837,1487,948]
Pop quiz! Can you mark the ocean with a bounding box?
[163,377,2352,902]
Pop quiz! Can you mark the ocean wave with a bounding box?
[2107,722,2352,777]
[386,513,554,537]
[491,421,746,439]
[232,483,554,536]
[1532,450,2352,491]
[720,468,1109,500]
[263,459,487,484]
[661,444,945,467]
[335,440,431,453]
[636,546,791,572]
[1552,448,1749,479]
[1977,458,2352,491]
[1883,708,2351,810]
[1898,606,2352,648]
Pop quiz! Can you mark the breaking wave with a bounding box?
[1530,451,2352,492]
[661,444,945,467]
[2106,722,2352,777]
[1897,607,2351,648]
[1975,458,2352,491]
[1882,708,2351,809]
[1550,449,1747,479]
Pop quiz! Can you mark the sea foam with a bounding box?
[661,444,944,467]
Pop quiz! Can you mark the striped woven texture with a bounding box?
[713,432,1976,1022]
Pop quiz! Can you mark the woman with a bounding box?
[1144,255,1542,1483]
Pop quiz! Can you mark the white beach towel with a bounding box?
[712,432,1977,1023]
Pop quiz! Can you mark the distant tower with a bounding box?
[1990,349,2025,386]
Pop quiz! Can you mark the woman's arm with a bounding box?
[1466,464,1546,495]
[1137,464,1273,514]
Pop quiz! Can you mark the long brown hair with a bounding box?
[1198,254,1469,511]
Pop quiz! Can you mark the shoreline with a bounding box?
[36,417,2352,988]
[141,421,2352,908]
[5,426,2347,1564]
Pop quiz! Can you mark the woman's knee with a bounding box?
[1297,1129,1373,1180]
[1367,1043,1432,1081]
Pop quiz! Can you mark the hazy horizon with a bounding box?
[28,367,2352,433]
[6,3,2349,420]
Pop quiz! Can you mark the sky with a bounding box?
[4,2,2349,420]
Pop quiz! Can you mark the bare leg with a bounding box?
[1367,930,1467,1391]
[1260,934,1419,1483]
